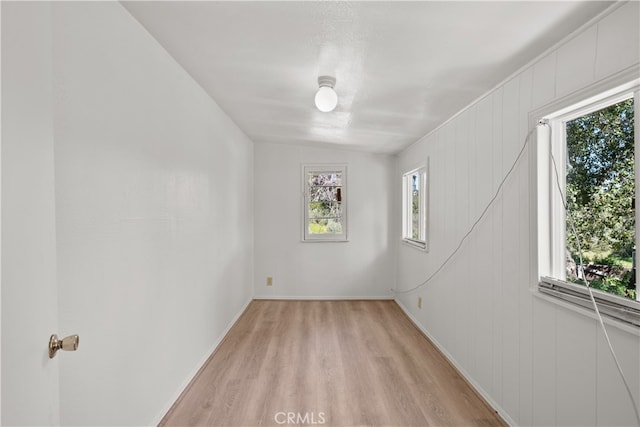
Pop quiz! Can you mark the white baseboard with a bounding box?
[394,298,517,427]
[150,296,253,426]
[253,295,394,300]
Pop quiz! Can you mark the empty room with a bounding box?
[2,1,640,426]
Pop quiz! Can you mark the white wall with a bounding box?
[395,2,640,426]
[1,3,60,425]
[254,143,395,298]
[49,3,253,426]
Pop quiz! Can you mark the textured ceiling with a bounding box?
[122,1,613,154]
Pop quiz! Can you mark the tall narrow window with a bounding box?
[302,165,347,242]
[402,165,427,250]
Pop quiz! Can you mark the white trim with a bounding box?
[253,295,394,300]
[300,239,350,243]
[394,299,515,427]
[636,87,640,302]
[402,238,427,251]
[535,122,553,281]
[150,297,254,426]
[549,117,567,280]
[0,2,3,420]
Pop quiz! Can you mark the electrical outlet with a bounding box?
[418,296,422,309]
[266,276,273,286]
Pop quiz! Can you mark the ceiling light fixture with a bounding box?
[315,76,338,112]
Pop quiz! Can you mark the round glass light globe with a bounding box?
[314,86,338,112]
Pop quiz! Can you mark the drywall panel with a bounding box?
[51,3,254,425]
[555,26,597,97]
[453,247,471,369]
[474,97,494,219]
[490,87,505,406]
[395,4,640,426]
[501,74,524,421]
[532,298,557,427]
[555,310,597,426]
[444,123,457,253]
[532,52,557,109]
[430,131,445,263]
[502,77,521,175]
[253,142,394,299]
[467,106,479,223]
[595,1,640,81]
[517,67,534,427]
[470,220,494,390]
[454,112,470,235]
[491,88,505,190]
[453,115,471,369]
[596,325,640,426]
[500,148,520,421]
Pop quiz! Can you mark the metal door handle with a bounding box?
[49,334,79,359]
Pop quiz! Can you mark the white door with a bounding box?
[1,2,62,425]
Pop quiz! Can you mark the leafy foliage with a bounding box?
[565,98,635,299]
[307,172,343,234]
[570,274,636,300]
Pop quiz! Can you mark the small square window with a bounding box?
[402,164,428,250]
[302,165,347,242]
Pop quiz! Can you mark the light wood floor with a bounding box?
[160,300,506,427]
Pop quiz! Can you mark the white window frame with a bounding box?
[302,164,348,242]
[536,79,640,327]
[402,163,428,251]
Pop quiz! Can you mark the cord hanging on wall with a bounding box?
[390,120,640,425]
[392,125,537,295]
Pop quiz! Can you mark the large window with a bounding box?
[402,165,427,250]
[302,165,347,242]
[538,82,640,326]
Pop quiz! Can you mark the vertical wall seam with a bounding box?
[553,51,559,104]
[593,22,600,87]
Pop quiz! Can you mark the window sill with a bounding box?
[534,277,640,336]
[402,238,427,252]
[302,238,349,243]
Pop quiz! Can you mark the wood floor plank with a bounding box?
[159,300,506,427]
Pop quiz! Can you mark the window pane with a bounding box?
[309,186,342,202]
[411,173,420,240]
[308,202,342,219]
[403,168,427,244]
[308,172,342,187]
[308,218,343,234]
[565,97,636,300]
